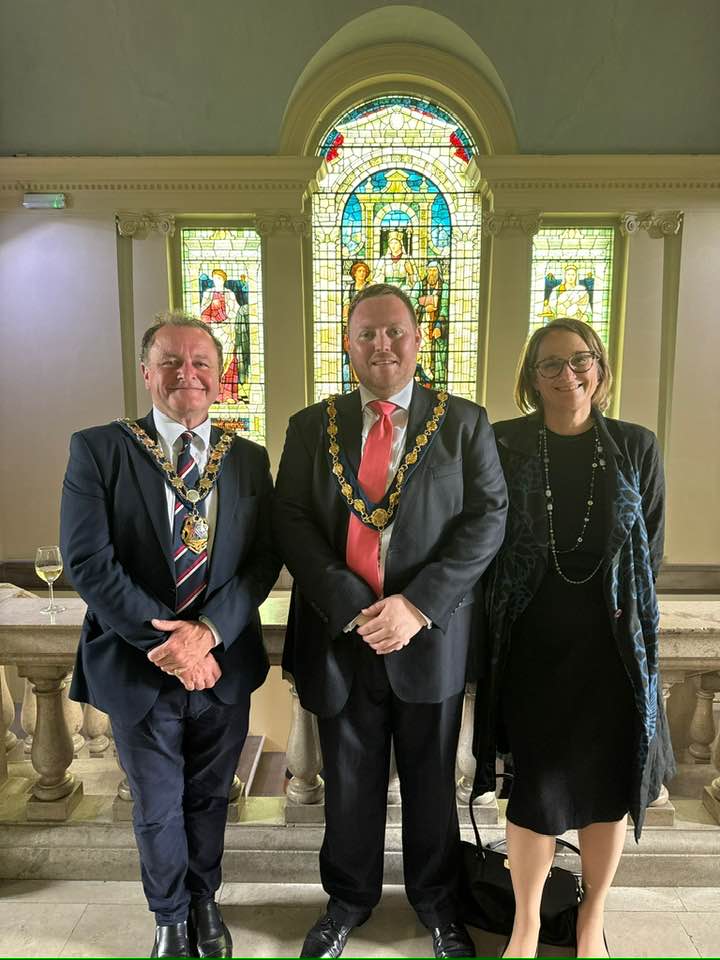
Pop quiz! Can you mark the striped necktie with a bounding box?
[173,430,208,615]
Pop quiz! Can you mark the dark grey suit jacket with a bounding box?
[274,383,508,718]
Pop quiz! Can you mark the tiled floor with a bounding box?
[0,880,718,957]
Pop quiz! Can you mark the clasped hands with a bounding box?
[147,619,221,691]
[354,594,428,654]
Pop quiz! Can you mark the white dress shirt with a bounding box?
[152,406,221,644]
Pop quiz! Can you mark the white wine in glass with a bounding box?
[35,546,66,614]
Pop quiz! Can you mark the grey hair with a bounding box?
[139,310,224,369]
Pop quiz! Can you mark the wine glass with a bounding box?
[35,546,66,614]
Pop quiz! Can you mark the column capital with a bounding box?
[620,211,683,238]
[255,213,311,238]
[115,212,176,239]
[482,210,541,238]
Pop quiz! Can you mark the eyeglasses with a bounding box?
[534,351,598,379]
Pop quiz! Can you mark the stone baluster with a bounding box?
[0,666,17,754]
[688,675,719,763]
[62,672,85,755]
[285,684,324,822]
[455,682,498,823]
[648,679,676,817]
[703,700,720,823]
[16,664,83,820]
[21,678,36,753]
[82,704,111,756]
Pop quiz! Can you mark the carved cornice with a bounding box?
[116,212,176,239]
[482,211,541,237]
[255,213,311,237]
[620,211,684,238]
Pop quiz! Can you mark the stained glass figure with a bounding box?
[313,95,482,400]
[530,227,615,345]
[180,228,265,444]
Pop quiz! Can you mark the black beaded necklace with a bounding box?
[539,423,606,585]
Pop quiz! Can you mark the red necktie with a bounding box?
[346,400,397,597]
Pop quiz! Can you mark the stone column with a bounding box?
[16,664,83,820]
[0,666,17,755]
[646,678,677,825]
[21,678,36,753]
[455,682,498,824]
[255,213,311,469]
[83,704,111,756]
[285,683,324,823]
[688,675,719,763]
[703,690,720,823]
[482,211,541,423]
[62,672,85,755]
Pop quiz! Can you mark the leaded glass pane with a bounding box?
[179,227,266,444]
[313,95,482,401]
[530,227,615,346]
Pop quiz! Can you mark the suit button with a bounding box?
[614,608,623,619]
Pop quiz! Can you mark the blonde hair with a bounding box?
[514,318,612,414]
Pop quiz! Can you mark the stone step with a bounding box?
[1,786,718,887]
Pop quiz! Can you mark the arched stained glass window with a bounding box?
[178,227,266,444]
[529,227,615,346]
[312,95,483,401]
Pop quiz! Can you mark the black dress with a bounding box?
[501,427,637,836]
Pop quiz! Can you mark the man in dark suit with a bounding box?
[60,312,280,958]
[274,284,507,958]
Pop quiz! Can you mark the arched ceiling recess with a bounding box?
[279,7,518,158]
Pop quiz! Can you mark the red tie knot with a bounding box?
[368,400,397,420]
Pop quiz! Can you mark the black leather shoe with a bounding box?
[431,921,477,958]
[190,900,233,958]
[300,914,353,958]
[150,921,193,957]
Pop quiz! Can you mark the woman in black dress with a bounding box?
[473,319,675,958]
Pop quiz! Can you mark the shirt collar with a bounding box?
[359,378,414,413]
[152,406,212,451]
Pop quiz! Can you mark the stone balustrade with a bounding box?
[1,589,720,829]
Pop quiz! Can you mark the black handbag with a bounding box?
[460,794,584,948]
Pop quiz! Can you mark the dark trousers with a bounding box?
[111,680,249,924]
[317,639,464,929]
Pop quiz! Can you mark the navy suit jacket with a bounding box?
[274,384,508,718]
[60,412,281,724]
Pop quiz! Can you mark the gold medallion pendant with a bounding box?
[181,512,209,554]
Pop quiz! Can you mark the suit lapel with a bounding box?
[207,427,237,592]
[335,390,363,477]
[404,382,435,460]
[124,411,174,576]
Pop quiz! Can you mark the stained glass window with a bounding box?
[312,95,482,401]
[179,227,266,444]
[529,227,615,346]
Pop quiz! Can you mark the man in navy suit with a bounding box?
[61,312,280,958]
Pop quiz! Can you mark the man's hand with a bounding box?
[177,653,222,692]
[356,595,428,654]
[148,619,214,674]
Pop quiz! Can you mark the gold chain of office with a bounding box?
[325,391,449,531]
[118,418,235,507]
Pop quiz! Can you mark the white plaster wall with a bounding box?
[132,233,173,417]
[619,230,664,433]
[0,213,123,557]
[665,211,720,563]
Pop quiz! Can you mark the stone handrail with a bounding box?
[1,592,719,824]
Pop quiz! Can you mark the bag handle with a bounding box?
[468,774,580,859]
